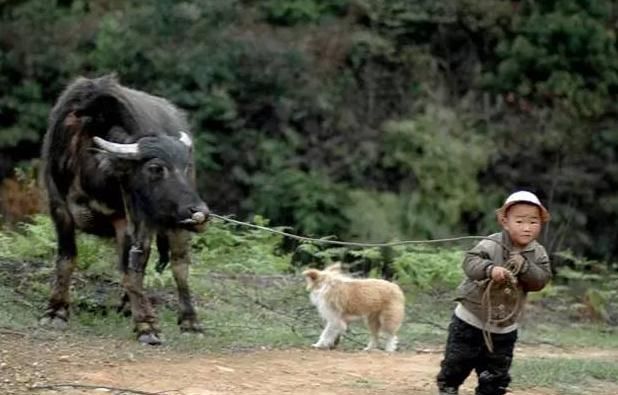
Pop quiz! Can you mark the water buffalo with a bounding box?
[39,75,209,345]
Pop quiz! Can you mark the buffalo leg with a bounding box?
[155,233,170,273]
[113,218,132,317]
[41,204,77,329]
[122,227,160,344]
[168,231,202,333]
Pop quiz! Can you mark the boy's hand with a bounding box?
[507,252,527,274]
[490,266,511,283]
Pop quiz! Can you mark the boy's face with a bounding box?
[501,203,542,248]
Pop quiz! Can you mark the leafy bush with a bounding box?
[292,238,465,291]
[552,251,618,324]
[247,168,350,238]
[485,0,618,117]
[381,104,493,238]
[191,215,292,274]
[0,162,43,223]
[3,0,618,264]
[342,189,408,242]
[0,215,56,260]
[0,0,95,148]
[393,246,463,292]
[260,0,348,26]
[0,214,117,274]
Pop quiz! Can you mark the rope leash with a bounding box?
[209,212,523,352]
[209,213,510,249]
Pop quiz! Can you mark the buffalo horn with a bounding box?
[93,137,140,157]
[178,131,192,147]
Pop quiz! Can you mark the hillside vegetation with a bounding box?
[1,0,618,264]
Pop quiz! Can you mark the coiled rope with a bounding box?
[480,258,524,353]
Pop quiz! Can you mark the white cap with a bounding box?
[496,191,550,223]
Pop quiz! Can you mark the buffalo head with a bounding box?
[93,131,209,231]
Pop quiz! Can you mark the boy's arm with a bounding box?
[462,240,496,281]
[517,247,552,292]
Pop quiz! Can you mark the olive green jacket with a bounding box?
[455,231,552,328]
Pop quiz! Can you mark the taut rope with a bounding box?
[209,213,510,249]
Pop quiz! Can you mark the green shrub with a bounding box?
[260,0,348,26]
[191,215,293,274]
[0,214,56,260]
[485,0,618,117]
[247,168,350,238]
[393,247,463,291]
[552,251,618,323]
[381,105,493,238]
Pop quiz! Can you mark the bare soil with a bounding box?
[2,331,618,395]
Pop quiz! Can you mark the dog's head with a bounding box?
[302,263,342,291]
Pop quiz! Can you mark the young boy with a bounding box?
[436,191,552,395]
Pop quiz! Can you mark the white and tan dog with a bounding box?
[302,263,405,352]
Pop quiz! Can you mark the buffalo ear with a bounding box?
[95,151,134,178]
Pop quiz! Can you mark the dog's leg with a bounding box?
[384,334,399,352]
[313,319,346,349]
[381,304,404,352]
[364,313,381,351]
[313,308,346,349]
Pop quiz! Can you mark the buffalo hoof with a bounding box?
[39,308,69,330]
[137,332,162,345]
[116,293,132,317]
[39,316,68,330]
[117,304,132,318]
[311,343,334,350]
[181,331,205,338]
[179,319,204,335]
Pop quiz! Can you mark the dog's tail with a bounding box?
[382,293,405,335]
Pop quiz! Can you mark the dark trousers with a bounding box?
[436,315,517,395]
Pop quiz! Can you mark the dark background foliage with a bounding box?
[1,0,618,263]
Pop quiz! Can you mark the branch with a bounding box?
[31,383,180,395]
[0,327,27,337]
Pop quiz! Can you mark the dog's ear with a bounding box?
[302,269,320,284]
[325,262,342,273]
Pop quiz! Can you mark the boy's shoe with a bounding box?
[438,387,458,395]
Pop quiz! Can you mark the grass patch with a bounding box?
[58,269,324,352]
[2,213,618,394]
[2,265,618,395]
[520,323,618,349]
[2,258,617,356]
[348,377,386,390]
[513,357,618,394]
[0,286,41,330]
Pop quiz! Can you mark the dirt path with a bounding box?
[1,331,616,395]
